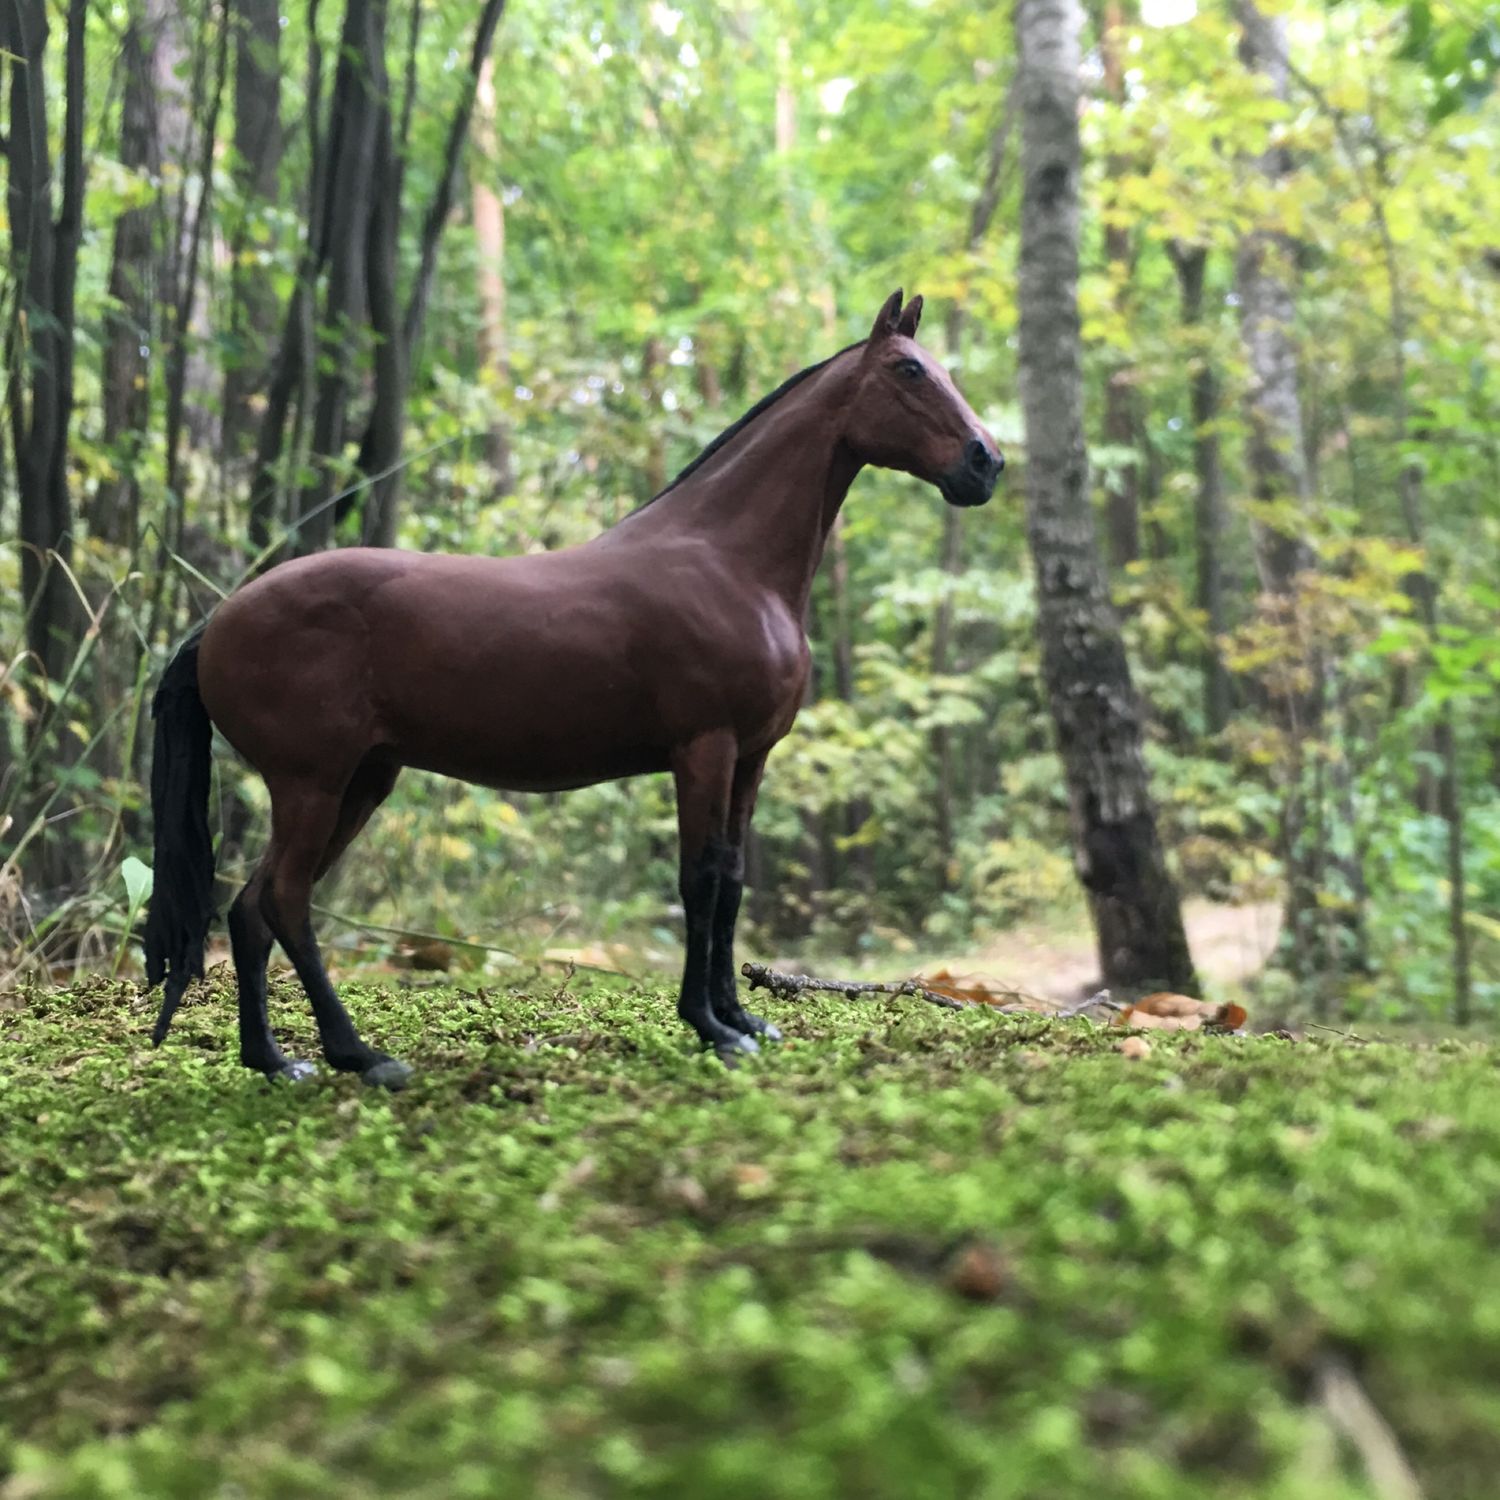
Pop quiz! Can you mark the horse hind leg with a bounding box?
[227,859,314,1080]
[314,753,400,881]
[259,772,412,1090]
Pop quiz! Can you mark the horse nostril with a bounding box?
[966,438,994,476]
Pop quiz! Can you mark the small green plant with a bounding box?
[110,856,153,979]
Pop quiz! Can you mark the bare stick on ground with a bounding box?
[741,962,1118,1020]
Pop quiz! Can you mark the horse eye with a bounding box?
[896,358,924,380]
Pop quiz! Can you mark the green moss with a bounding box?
[3,971,1499,1498]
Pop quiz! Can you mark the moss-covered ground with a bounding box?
[3,971,1499,1499]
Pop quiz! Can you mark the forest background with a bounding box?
[1,0,1497,1024]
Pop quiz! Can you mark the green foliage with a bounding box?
[5,977,1500,1496]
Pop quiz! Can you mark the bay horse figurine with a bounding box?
[144,290,1002,1087]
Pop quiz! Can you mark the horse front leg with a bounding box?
[708,751,781,1041]
[672,732,759,1060]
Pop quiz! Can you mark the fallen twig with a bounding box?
[1054,988,1119,1018]
[741,962,968,1010]
[1305,1020,1372,1046]
[740,963,1117,1020]
[1313,1353,1424,1500]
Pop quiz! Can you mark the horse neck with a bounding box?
[632,358,864,613]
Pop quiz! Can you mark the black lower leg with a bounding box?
[228,887,293,1076]
[261,889,411,1087]
[708,849,779,1040]
[679,837,757,1058]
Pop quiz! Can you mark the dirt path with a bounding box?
[934,899,1283,999]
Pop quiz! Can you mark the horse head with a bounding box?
[841,289,1003,508]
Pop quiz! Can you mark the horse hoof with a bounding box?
[362,1058,414,1091]
[274,1058,318,1083]
[714,1033,760,1064]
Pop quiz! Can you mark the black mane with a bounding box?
[635,341,862,509]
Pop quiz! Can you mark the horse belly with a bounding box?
[375,644,672,792]
[397,723,670,793]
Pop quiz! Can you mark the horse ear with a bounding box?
[870,289,904,342]
[896,293,923,338]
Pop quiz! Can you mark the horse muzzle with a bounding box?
[939,437,1003,508]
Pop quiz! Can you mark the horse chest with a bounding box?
[723,616,810,749]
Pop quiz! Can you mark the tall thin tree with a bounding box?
[1235,0,1368,985]
[1014,0,1197,995]
[1167,240,1231,736]
[3,0,87,691]
[221,0,285,480]
[2,0,89,889]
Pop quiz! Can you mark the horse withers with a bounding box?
[144,290,1003,1087]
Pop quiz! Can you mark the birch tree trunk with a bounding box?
[471,54,513,494]
[1015,0,1197,996]
[1100,0,1140,572]
[1235,0,1368,986]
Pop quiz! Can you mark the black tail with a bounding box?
[143,630,215,1046]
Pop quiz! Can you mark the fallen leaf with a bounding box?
[732,1164,773,1196]
[1118,1036,1153,1060]
[400,939,453,972]
[1118,992,1248,1033]
[945,1239,1010,1302]
[916,968,1041,1009]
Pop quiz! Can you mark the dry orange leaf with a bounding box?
[944,1239,1011,1302]
[399,939,454,972]
[1118,992,1248,1033]
[917,968,1038,1009]
[732,1164,774,1195]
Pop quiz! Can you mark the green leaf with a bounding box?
[121,856,154,912]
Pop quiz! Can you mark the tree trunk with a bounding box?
[930,502,964,879]
[1235,0,1368,987]
[932,88,1017,882]
[1100,0,1140,572]
[162,2,229,529]
[295,0,387,554]
[1015,0,1197,996]
[1360,116,1470,1021]
[250,0,504,558]
[93,2,163,549]
[641,337,667,499]
[828,517,874,899]
[360,0,507,544]
[471,53,513,494]
[1167,241,1231,736]
[153,2,219,466]
[221,0,285,474]
[3,0,89,890]
[248,0,326,557]
[4,0,87,689]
